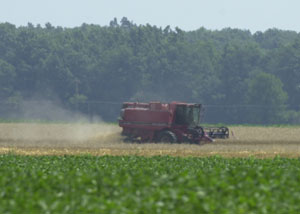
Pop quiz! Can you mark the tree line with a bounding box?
[0,17,300,124]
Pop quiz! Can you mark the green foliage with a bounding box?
[245,71,288,124]
[0,155,300,213]
[272,37,300,110]
[0,59,15,99]
[0,20,300,124]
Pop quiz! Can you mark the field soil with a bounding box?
[1,123,300,157]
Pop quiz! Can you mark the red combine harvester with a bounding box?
[119,101,229,144]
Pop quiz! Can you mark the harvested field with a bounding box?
[0,123,300,157]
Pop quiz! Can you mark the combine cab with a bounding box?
[119,101,229,144]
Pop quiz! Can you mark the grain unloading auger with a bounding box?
[118,101,229,144]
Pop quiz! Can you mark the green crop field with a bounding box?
[1,123,300,213]
[1,154,300,214]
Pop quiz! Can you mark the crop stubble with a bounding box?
[0,123,300,157]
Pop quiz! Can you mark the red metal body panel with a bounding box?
[123,108,171,124]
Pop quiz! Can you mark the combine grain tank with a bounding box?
[119,101,229,144]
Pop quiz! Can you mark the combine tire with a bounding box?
[159,131,177,143]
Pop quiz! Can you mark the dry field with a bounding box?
[0,123,300,158]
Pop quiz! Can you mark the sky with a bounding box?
[0,0,300,33]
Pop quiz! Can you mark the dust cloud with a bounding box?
[0,123,124,150]
[17,99,102,123]
[1,98,124,148]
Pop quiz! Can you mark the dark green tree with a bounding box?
[272,38,300,111]
[0,59,15,99]
[0,19,300,123]
[245,71,288,124]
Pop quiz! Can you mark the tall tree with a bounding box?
[0,59,15,99]
[245,71,288,124]
[272,38,300,111]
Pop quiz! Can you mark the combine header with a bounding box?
[119,101,229,144]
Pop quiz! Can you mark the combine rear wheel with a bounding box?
[158,131,177,143]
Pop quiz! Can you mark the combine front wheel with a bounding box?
[159,131,177,143]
